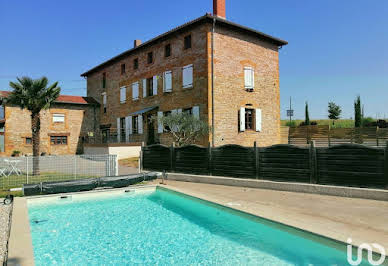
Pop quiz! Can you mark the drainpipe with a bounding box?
[211,17,216,147]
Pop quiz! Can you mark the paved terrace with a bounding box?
[159,180,388,254]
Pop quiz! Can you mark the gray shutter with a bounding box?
[153,76,158,95]
[255,109,262,132]
[193,106,200,119]
[138,115,143,134]
[117,118,121,142]
[239,107,245,132]
[157,111,163,133]
[125,116,130,142]
[128,116,133,135]
[143,79,147,97]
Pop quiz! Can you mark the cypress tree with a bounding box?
[305,102,310,126]
[354,96,362,128]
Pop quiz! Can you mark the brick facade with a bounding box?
[1,102,98,156]
[82,15,287,147]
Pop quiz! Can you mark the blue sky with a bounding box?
[0,0,387,119]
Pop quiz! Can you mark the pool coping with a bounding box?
[7,183,387,265]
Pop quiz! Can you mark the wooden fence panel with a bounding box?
[142,144,171,171]
[174,145,208,175]
[317,144,385,188]
[259,145,311,182]
[211,145,255,178]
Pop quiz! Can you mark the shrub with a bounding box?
[285,121,297,127]
[361,117,375,127]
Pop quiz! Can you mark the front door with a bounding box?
[147,114,155,145]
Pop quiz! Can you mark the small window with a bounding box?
[165,44,171,57]
[133,58,139,70]
[147,52,153,64]
[183,107,193,115]
[50,136,68,145]
[132,116,139,134]
[52,113,65,123]
[245,109,254,130]
[244,67,254,91]
[25,137,32,145]
[182,64,193,88]
[102,73,106,88]
[147,78,154,96]
[102,93,107,113]
[163,111,171,131]
[120,87,126,103]
[121,64,125,75]
[184,35,192,50]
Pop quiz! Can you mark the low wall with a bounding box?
[84,144,141,160]
[166,173,388,202]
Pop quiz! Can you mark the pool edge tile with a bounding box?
[8,197,35,266]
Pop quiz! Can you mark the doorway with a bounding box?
[147,114,155,145]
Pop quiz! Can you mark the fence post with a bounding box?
[328,125,331,147]
[207,142,212,176]
[170,142,175,172]
[385,141,388,189]
[254,141,260,179]
[376,127,379,147]
[140,142,144,173]
[74,155,77,180]
[26,157,29,184]
[309,141,318,184]
[115,155,119,176]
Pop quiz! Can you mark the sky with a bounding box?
[0,0,387,120]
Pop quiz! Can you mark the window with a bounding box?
[121,64,126,75]
[132,116,139,134]
[184,35,192,49]
[147,52,153,64]
[50,136,67,145]
[102,93,107,113]
[0,105,4,120]
[52,113,65,123]
[245,109,254,130]
[133,58,139,70]
[163,111,171,131]
[165,44,171,57]
[244,67,254,91]
[183,107,193,115]
[25,137,32,145]
[182,64,193,88]
[163,71,172,92]
[147,78,153,96]
[120,87,126,103]
[132,82,139,100]
[102,73,106,88]
[120,117,126,142]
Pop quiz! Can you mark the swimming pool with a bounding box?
[27,187,372,265]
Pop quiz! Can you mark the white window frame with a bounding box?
[120,86,126,103]
[244,67,254,90]
[52,113,65,123]
[182,64,193,89]
[163,71,172,92]
[132,82,139,101]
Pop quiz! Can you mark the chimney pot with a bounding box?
[213,0,226,19]
[134,39,142,48]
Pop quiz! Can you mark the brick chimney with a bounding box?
[213,0,226,19]
[134,39,142,48]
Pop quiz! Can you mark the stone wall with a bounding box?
[2,103,98,156]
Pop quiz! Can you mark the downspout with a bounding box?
[211,17,216,147]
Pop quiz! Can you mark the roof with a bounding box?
[0,91,99,106]
[81,14,288,77]
[129,106,158,116]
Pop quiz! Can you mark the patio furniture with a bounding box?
[4,159,22,176]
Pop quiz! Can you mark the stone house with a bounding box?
[81,0,287,147]
[0,91,99,156]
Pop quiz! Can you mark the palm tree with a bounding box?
[7,77,60,175]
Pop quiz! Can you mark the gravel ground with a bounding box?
[0,199,12,264]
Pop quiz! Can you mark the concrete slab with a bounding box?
[7,197,34,266]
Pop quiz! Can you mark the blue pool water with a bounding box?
[28,188,371,265]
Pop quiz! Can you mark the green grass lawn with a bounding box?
[0,172,98,191]
[281,119,355,128]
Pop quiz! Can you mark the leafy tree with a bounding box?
[7,77,60,175]
[158,112,210,146]
[354,95,362,128]
[305,102,310,126]
[328,102,342,125]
